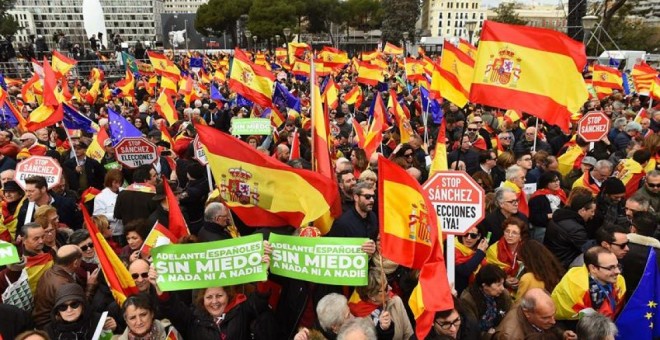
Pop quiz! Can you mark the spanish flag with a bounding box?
[361,50,380,61]
[502,180,528,217]
[86,128,109,161]
[557,144,585,177]
[155,90,178,125]
[26,252,53,293]
[275,47,287,60]
[319,46,349,69]
[229,48,275,108]
[81,204,138,305]
[439,40,474,107]
[314,59,331,77]
[148,51,181,78]
[592,64,623,99]
[363,92,387,158]
[383,42,403,55]
[115,68,135,101]
[159,124,174,147]
[51,50,77,78]
[352,119,366,149]
[287,42,310,63]
[388,90,413,143]
[356,61,383,86]
[651,77,660,101]
[405,58,425,82]
[292,59,311,78]
[79,187,101,205]
[322,77,339,109]
[162,176,190,239]
[551,265,625,320]
[617,158,645,198]
[470,21,588,133]
[458,38,477,59]
[344,86,363,109]
[140,221,177,257]
[197,124,338,227]
[429,62,442,100]
[631,61,657,95]
[26,104,63,131]
[429,119,448,175]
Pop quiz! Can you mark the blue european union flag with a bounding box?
[0,101,18,128]
[615,248,660,340]
[235,94,253,108]
[609,58,621,68]
[62,104,97,133]
[190,57,203,69]
[107,108,142,146]
[210,84,227,102]
[273,82,300,112]
[622,73,631,95]
[0,74,7,91]
[419,87,443,124]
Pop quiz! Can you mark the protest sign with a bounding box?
[269,234,369,286]
[231,118,272,135]
[152,234,266,291]
[14,156,63,190]
[0,241,19,266]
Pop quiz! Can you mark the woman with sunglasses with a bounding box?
[455,226,489,296]
[45,283,117,340]
[69,229,99,281]
[486,216,529,291]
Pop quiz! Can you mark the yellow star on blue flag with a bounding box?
[616,248,660,339]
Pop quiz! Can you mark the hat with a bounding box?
[2,180,22,193]
[187,163,205,180]
[152,181,183,201]
[570,194,594,211]
[581,156,597,167]
[602,178,626,195]
[54,283,85,310]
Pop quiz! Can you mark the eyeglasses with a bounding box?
[359,194,375,200]
[499,136,511,140]
[609,241,629,249]
[647,183,660,188]
[57,301,81,312]
[466,232,480,239]
[467,128,478,132]
[80,243,94,252]
[131,272,149,280]
[504,230,520,236]
[435,317,461,330]
[473,121,483,124]
[596,263,622,272]
[504,199,519,205]
[404,153,413,158]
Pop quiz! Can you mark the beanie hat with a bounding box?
[54,283,85,309]
[602,178,626,195]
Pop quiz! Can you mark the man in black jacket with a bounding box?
[544,192,596,268]
[480,187,528,245]
[62,139,105,194]
[197,202,237,242]
[620,211,659,300]
[17,176,82,230]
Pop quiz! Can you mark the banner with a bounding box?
[152,234,266,291]
[269,234,369,286]
[0,241,19,266]
[231,118,272,135]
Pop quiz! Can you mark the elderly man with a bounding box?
[552,247,626,321]
[128,258,151,293]
[480,187,528,245]
[494,288,576,339]
[613,121,642,152]
[198,202,239,242]
[17,132,47,159]
[501,165,529,216]
[572,159,614,196]
[624,192,650,222]
[513,126,552,154]
[635,170,660,213]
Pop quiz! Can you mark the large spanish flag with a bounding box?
[155,89,178,125]
[470,21,588,133]
[196,124,338,227]
[356,61,383,86]
[631,61,657,95]
[383,42,403,55]
[51,50,77,78]
[147,51,181,78]
[439,40,475,107]
[429,119,448,175]
[81,204,138,305]
[229,48,275,108]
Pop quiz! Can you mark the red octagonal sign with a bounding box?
[115,137,157,169]
[577,111,610,142]
[14,155,63,190]
[422,171,485,235]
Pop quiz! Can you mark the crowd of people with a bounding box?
[0,42,657,340]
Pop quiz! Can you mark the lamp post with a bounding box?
[184,19,189,52]
[275,34,280,47]
[244,29,252,50]
[364,34,369,52]
[402,31,409,56]
[253,35,258,51]
[581,15,599,52]
[201,37,205,55]
[283,27,291,62]
[465,20,477,44]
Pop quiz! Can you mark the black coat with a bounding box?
[479,210,528,245]
[16,193,82,230]
[62,157,106,193]
[544,208,589,268]
[327,206,378,241]
[197,221,233,242]
[620,233,660,300]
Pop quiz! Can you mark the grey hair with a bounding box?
[337,317,377,340]
[624,121,642,133]
[612,101,625,110]
[494,187,516,208]
[576,313,618,339]
[204,202,226,222]
[21,222,43,238]
[613,117,627,129]
[648,170,660,178]
[352,181,373,196]
[317,293,349,332]
[594,160,614,172]
[627,192,650,212]
[519,294,537,311]
[505,165,524,181]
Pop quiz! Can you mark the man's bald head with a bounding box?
[406,167,422,181]
[521,288,557,330]
[55,245,83,267]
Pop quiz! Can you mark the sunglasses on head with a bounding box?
[131,272,149,280]
[57,301,81,312]
[80,243,94,252]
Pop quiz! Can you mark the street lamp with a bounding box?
[201,37,205,55]
[465,20,477,44]
[253,35,258,51]
[275,34,280,47]
[581,15,599,47]
[402,31,409,56]
[245,29,252,50]
[364,34,369,52]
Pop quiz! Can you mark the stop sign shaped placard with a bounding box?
[115,137,157,169]
[14,156,63,190]
[578,111,610,142]
[193,135,208,166]
[423,171,485,235]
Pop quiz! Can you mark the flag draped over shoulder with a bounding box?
[377,156,435,269]
[469,21,588,133]
[615,248,660,339]
[229,48,275,108]
[196,124,338,227]
[81,204,138,305]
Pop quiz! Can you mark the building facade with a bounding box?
[485,5,568,33]
[422,0,487,40]
[631,0,660,27]
[11,0,164,49]
[163,0,207,13]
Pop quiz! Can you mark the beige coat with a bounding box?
[386,295,414,340]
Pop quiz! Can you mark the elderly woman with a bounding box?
[460,264,513,337]
[46,283,116,340]
[455,226,489,295]
[486,216,529,290]
[294,293,355,340]
[115,293,175,339]
[348,267,411,340]
[34,205,68,251]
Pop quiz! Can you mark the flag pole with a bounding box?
[310,59,316,172]
[532,118,539,152]
[63,124,76,159]
[379,253,387,310]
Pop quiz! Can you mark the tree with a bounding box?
[380,0,419,44]
[195,0,252,48]
[338,0,382,32]
[491,3,528,26]
[247,0,297,47]
[585,2,660,55]
[0,0,20,38]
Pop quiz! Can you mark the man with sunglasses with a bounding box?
[327,182,377,255]
[33,244,100,328]
[569,224,629,268]
[635,170,660,213]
